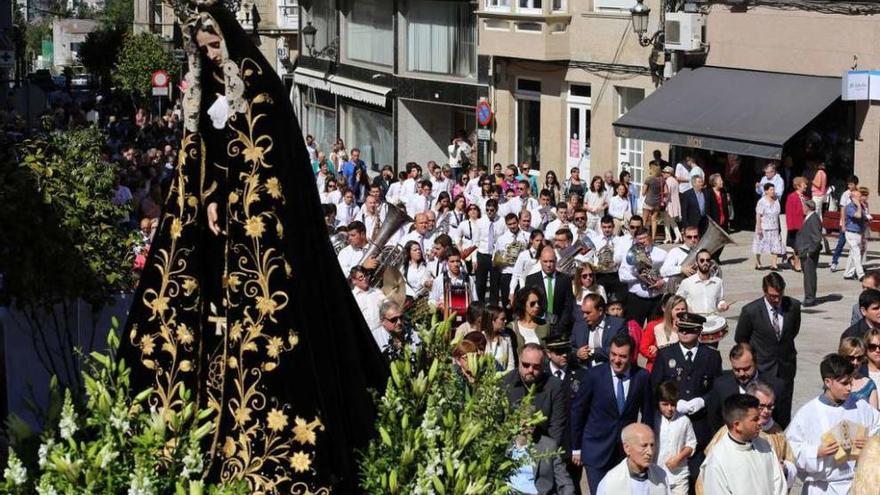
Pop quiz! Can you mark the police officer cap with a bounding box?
[677,312,707,331]
[544,334,571,354]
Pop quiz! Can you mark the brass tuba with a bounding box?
[493,240,528,268]
[359,203,412,305]
[666,218,735,293]
[557,236,595,276]
[330,231,349,255]
[626,243,662,287]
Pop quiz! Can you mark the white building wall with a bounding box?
[397,99,454,166]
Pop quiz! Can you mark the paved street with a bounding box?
[693,228,863,412]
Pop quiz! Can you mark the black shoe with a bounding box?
[803,299,817,307]
[844,275,858,280]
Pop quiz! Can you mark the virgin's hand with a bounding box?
[207,202,221,235]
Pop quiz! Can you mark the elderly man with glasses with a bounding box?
[371,300,420,360]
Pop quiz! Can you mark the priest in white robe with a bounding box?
[786,354,880,495]
[596,423,670,495]
[702,393,787,494]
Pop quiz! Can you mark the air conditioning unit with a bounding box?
[664,13,705,51]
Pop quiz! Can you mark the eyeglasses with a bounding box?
[758,403,775,411]
[521,362,542,370]
[697,258,712,263]
[574,217,587,222]
[384,315,401,323]
[868,344,880,352]
[580,273,595,279]
[528,300,540,308]
[685,235,700,239]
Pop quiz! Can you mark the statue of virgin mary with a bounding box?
[120,2,388,493]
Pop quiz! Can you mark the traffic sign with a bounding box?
[152,86,169,96]
[476,100,492,127]
[477,128,491,141]
[151,70,170,88]
[0,51,14,68]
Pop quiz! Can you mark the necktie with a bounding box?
[348,205,354,219]
[371,214,380,240]
[555,370,563,380]
[546,275,555,314]
[424,195,430,211]
[771,308,782,340]
[616,374,626,414]
[488,219,496,252]
[685,350,693,364]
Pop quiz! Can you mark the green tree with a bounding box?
[102,0,134,30]
[78,26,126,90]
[113,32,177,98]
[0,126,138,394]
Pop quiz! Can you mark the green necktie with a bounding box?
[546,275,554,314]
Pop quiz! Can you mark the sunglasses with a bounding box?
[580,273,595,279]
[528,300,540,308]
[685,235,699,239]
[521,362,542,370]
[385,315,401,323]
[850,354,866,362]
[868,344,880,352]
[678,327,700,334]
[697,258,712,263]
[574,217,587,221]
[328,184,338,189]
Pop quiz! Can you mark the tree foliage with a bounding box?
[113,32,177,98]
[78,27,126,89]
[359,320,548,494]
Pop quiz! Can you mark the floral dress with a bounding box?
[752,197,785,255]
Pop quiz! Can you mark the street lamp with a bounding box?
[630,0,659,47]
[301,21,339,60]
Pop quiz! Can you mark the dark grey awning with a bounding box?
[613,67,841,159]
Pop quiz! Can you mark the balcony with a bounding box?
[477,0,572,61]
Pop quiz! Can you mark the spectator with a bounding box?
[654,381,696,495]
[851,271,880,324]
[842,289,880,340]
[503,343,567,448]
[571,293,627,368]
[839,337,878,409]
[752,183,784,271]
[784,177,809,272]
[481,305,514,372]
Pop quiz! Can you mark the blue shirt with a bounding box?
[341,159,365,189]
[508,445,538,494]
[845,202,866,233]
[696,190,706,215]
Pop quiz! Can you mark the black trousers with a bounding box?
[800,250,820,301]
[626,292,662,326]
[475,253,501,305]
[500,273,513,308]
[596,272,623,301]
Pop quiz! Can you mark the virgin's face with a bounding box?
[195,29,224,67]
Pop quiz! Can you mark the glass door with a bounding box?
[566,102,591,178]
[617,87,645,186]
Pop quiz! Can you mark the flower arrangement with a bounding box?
[359,317,548,494]
[0,319,248,495]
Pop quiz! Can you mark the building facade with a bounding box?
[293,0,487,172]
[52,18,99,71]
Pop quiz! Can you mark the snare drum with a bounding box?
[699,315,729,344]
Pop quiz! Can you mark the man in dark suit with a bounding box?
[841,288,880,340]
[526,245,575,337]
[503,343,568,448]
[734,272,800,428]
[570,333,653,494]
[680,175,717,233]
[796,199,823,307]
[570,293,627,368]
[650,312,722,489]
[544,335,583,494]
[706,342,785,433]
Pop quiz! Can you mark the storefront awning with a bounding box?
[612,67,841,159]
[293,67,391,108]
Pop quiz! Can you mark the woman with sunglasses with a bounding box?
[481,305,515,372]
[839,337,878,409]
[639,295,688,371]
[543,170,562,206]
[320,177,341,205]
[865,329,880,388]
[563,167,585,201]
[507,287,550,356]
[452,173,468,201]
[572,263,606,304]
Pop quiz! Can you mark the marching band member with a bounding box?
[401,240,433,302]
[509,231,547,304]
[405,180,436,218]
[503,179,540,217]
[455,203,481,273]
[571,208,591,244]
[535,190,557,231]
[336,189,360,226]
[495,213,530,307]
[475,199,506,305]
[676,248,730,315]
[400,163,422,203]
[337,221,377,276]
[619,227,667,326]
[427,234,454,279]
[429,248,477,313]
[614,215,644,267]
[660,225,701,279]
[400,212,433,255]
[519,210,534,235]
[544,202,571,240]
[385,170,407,206]
[589,215,622,295]
[350,266,386,331]
[355,195,383,242]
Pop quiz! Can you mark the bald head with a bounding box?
[414,213,429,234]
[540,245,557,275]
[621,423,653,445]
[621,423,655,471]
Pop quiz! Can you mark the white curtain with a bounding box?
[346,0,393,66]
[345,105,393,172]
[407,1,476,77]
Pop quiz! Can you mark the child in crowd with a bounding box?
[605,293,643,363]
[655,381,696,495]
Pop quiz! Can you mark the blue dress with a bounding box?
[847,377,877,407]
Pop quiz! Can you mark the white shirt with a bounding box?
[385,182,403,205]
[655,412,696,483]
[428,271,477,307]
[321,189,341,205]
[401,230,431,254]
[589,318,606,351]
[336,201,360,226]
[406,193,435,218]
[659,245,691,278]
[675,163,693,194]
[371,326,421,353]
[702,433,786,495]
[678,343,699,363]
[608,196,631,221]
[430,176,452,195]
[465,177,482,204]
[589,233,621,272]
[676,274,726,314]
[337,244,368,278]
[619,245,668,298]
[356,211,383,240]
[456,219,479,251]
[549,361,566,381]
[403,263,431,298]
[510,249,543,295]
[517,323,540,345]
[401,178,419,202]
[611,365,631,401]
[476,216,506,255]
[495,229,530,275]
[763,297,784,335]
[544,218,571,240]
[353,286,385,330]
[503,196,539,217]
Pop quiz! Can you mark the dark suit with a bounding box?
[533,435,576,495]
[796,212,822,302]
[546,362,585,493]
[503,370,568,448]
[570,314,628,367]
[526,270,575,337]
[705,371,785,433]
[680,187,718,233]
[842,318,873,341]
[734,296,801,428]
[570,362,653,494]
[650,343,722,487]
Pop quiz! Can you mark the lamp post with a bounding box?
[301,22,338,60]
[630,0,661,47]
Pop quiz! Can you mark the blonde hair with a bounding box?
[839,336,866,357]
[793,176,808,189]
[661,295,688,334]
[572,262,598,296]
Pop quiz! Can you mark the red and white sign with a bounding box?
[151,70,170,88]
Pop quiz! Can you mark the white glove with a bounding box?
[676,399,690,415]
[686,398,705,414]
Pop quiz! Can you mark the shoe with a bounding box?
[770,266,780,271]
[829,263,838,272]
[803,299,817,307]
[844,275,858,280]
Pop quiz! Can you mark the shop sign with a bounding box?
[569,139,579,158]
[843,70,870,101]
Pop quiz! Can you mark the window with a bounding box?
[343,104,393,172]
[486,0,510,11]
[517,78,542,93]
[552,0,565,11]
[406,0,476,78]
[303,88,337,153]
[344,0,393,66]
[617,87,645,185]
[594,0,636,11]
[277,0,298,30]
[518,0,541,13]
[516,78,542,169]
[303,0,336,59]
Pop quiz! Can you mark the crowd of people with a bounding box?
[317,141,880,494]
